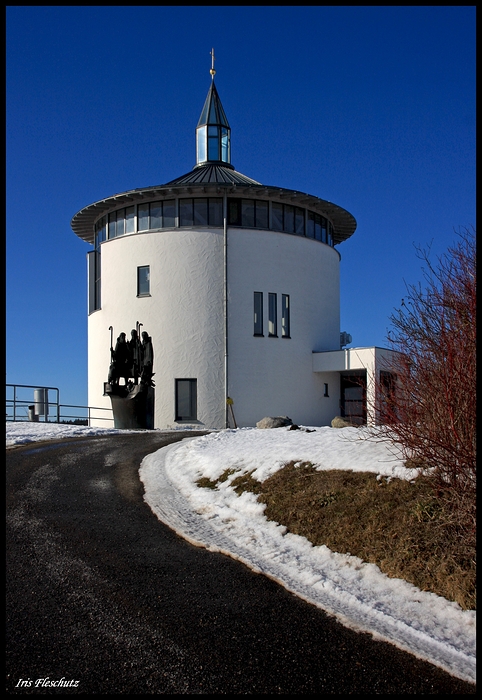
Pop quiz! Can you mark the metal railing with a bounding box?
[6,384,114,426]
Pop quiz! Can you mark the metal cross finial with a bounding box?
[210,48,216,79]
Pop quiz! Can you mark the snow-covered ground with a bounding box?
[6,421,476,684]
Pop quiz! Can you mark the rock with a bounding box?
[331,416,358,428]
[256,416,293,429]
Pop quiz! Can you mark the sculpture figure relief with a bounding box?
[107,325,154,390]
[140,331,155,386]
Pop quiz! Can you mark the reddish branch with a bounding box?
[377,227,476,541]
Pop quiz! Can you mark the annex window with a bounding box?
[268,293,277,337]
[281,294,290,338]
[379,371,397,424]
[175,379,197,421]
[254,292,263,336]
[137,265,150,296]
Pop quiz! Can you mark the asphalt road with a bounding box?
[6,432,475,694]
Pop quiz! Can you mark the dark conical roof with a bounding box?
[165,164,260,186]
[197,81,230,128]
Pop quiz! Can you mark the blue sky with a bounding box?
[6,6,475,410]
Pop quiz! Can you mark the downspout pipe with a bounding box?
[223,194,228,428]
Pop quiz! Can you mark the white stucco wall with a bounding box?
[227,229,341,427]
[88,228,225,428]
[87,226,342,429]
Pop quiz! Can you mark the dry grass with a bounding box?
[197,462,476,611]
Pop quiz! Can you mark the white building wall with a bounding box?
[88,228,225,428]
[227,229,341,427]
[88,226,343,429]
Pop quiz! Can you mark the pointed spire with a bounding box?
[195,50,232,168]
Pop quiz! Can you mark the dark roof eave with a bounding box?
[71,177,356,245]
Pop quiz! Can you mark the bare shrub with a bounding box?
[378,227,476,547]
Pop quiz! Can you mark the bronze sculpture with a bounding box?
[105,324,155,428]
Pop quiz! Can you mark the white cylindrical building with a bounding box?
[71,69,357,429]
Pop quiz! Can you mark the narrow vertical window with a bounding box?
[221,127,230,162]
[281,294,290,338]
[209,198,223,226]
[179,199,194,226]
[108,212,117,239]
[268,293,277,337]
[327,221,333,246]
[314,214,322,241]
[116,209,125,237]
[208,126,219,160]
[137,265,150,296]
[295,207,305,236]
[324,383,329,397]
[255,200,268,228]
[306,211,315,239]
[254,292,263,336]
[138,203,149,231]
[125,206,135,234]
[241,199,255,227]
[193,198,208,226]
[88,251,97,314]
[228,199,241,225]
[271,202,283,231]
[321,217,327,243]
[163,199,176,227]
[150,201,162,229]
[197,125,207,163]
[175,379,197,421]
[284,205,294,233]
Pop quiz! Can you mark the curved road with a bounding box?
[6,432,475,694]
